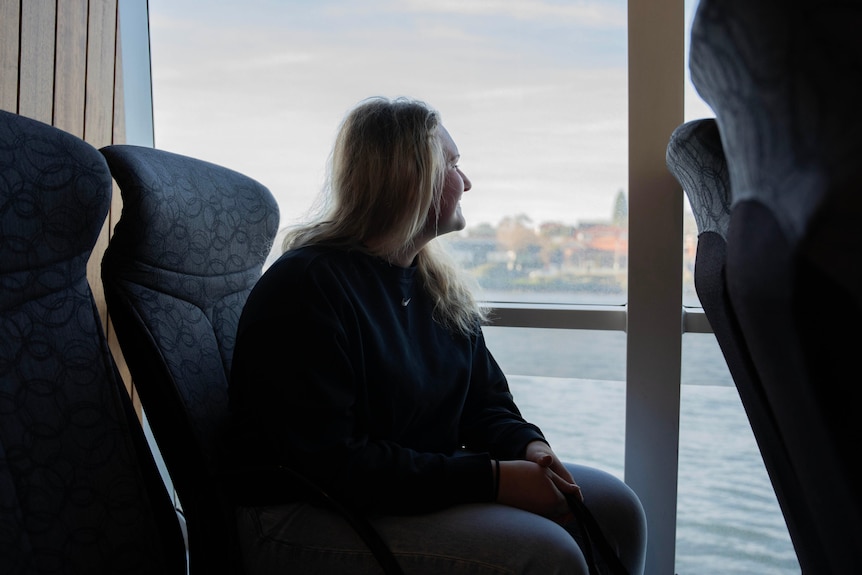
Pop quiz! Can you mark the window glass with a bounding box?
[484,327,626,381]
[678,336,799,573]
[149,0,628,305]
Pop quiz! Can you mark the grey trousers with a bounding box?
[237,463,647,575]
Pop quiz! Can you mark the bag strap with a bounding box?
[566,493,630,575]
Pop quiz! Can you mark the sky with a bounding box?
[148,0,711,230]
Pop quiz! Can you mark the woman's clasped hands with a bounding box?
[496,440,583,525]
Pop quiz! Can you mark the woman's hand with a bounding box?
[524,440,582,502]
[496,458,578,524]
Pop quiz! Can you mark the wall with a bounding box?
[0,0,138,410]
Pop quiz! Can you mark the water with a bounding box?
[483,328,801,574]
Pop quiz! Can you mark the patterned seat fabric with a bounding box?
[100,144,280,575]
[100,145,404,575]
[667,117,808,571]
[672,0,862,571]
[0,110,186,575]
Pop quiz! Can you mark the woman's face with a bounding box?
[429,125,472,237]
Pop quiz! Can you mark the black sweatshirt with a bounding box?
[227,244,546,514]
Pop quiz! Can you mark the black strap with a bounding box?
[566,493,630,575]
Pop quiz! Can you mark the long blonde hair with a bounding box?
[282,96,487,334]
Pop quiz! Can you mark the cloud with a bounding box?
[220,52,316,72]
[393,0,625,28]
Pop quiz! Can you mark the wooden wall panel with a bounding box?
[18,0,56,123]
[54,0,88,137]
[84,0,117,149]
[0,1,20,111]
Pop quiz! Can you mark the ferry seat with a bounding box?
[666,117,813,570]
[99,144,404,575]
[672,0,862,572]
[0,110,187,574]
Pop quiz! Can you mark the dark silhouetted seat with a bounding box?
[668,0,862,572]
[0,110,187,575]
[667,117,809,570]
[100,144,279,574]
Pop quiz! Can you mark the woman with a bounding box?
[228,96,647,574]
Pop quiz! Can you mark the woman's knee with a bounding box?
[565,464,648,575]
[379,503,591,575]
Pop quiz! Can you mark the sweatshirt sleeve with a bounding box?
[458,330,548,460]
[229,253,498,514]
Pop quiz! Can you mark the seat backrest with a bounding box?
[666,117,812,569]
[687,0,862,571]
[0,110,187,575]
[99,144,280,574]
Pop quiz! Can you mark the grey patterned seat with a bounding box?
[100,144,403,575]
[0,110,187,575]
[100,144,280,574]
[669,0,862,571]
[667,117,808,571]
